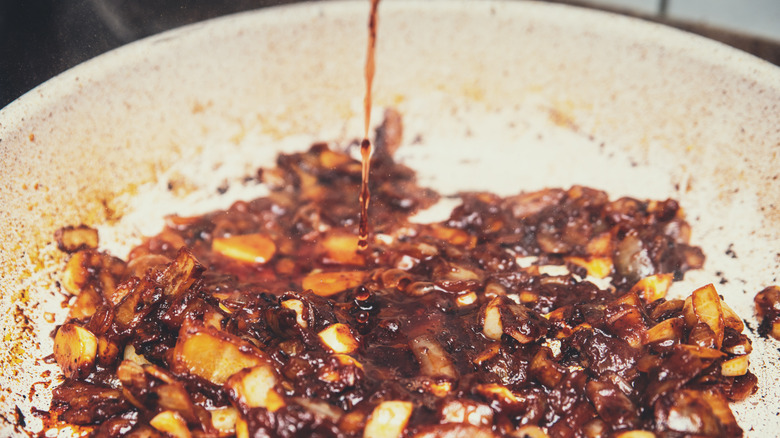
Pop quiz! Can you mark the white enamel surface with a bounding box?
[1,1,779,436]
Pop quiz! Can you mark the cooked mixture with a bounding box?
[754,286,780,341]
[49,113,757,437]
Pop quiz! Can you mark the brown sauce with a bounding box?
[358,138,371,251]
[47,131,756,436]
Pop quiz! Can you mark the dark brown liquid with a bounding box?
[358,138,372,250]
[358,0,381,251]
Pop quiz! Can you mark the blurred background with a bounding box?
[2,0,780,109]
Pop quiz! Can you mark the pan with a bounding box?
[1,1,779,436]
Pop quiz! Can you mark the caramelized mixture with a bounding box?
[49,113,757,437]
[754,285,780,340]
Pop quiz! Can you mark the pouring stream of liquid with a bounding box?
[357,0,381,251]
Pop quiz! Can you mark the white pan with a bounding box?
[1,1,779,436]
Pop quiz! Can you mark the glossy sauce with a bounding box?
[48,137,755,437]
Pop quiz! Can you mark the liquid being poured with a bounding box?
[358,0,380,251]
[358,138,372,250]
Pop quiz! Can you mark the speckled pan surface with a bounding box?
[1,0,779,436]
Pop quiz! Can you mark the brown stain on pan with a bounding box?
[0,135,161,435]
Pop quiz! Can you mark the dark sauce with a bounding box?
[358,138,371,251]
[47,131,757,436]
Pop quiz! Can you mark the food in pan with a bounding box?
[47,113,757,437]
[754,286,780,340]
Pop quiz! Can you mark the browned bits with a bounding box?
[691,284,726,349]
[409,335,457,379]
[213,233,277,264]
[630,273,673,304]
[318,323,360,354]
[149,410,191,437]
[364,401,413,438]
[319,232,366,266]
[53,323,98,379]
[303,271,367,297]
[171,321,269,385]
[54,224,99,253]
[47,127,754,436]
[61,249,125,301]
[754,285,780,339]
[225,365,285,411]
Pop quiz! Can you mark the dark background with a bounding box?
[0,0,298,108]
[2,0,779,109]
